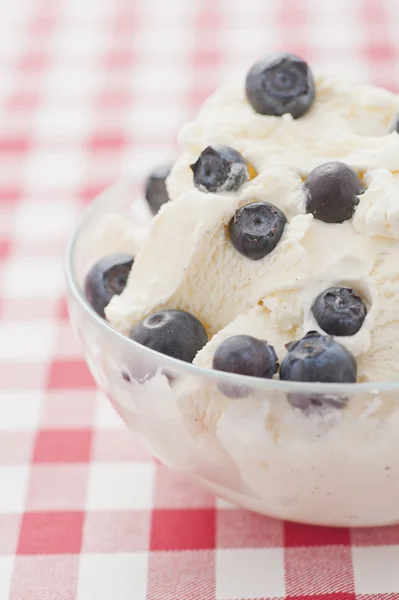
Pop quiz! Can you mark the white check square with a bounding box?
[86,462,155,510]
[0,31,25,60]
[0,1,34,23]
[94,391,126,430]
[33,103,93,141]
[121,148,172,180]
[3,258,64,299]
[126,103,186,137]
[0,466,29,513]
[24,148,88,190]
[216,548,285,599]
[0,556,14,600]
[130,64,189,95]
[0,392,43,430]
[62,0,115,20]
[13,200,79,241]
[52,27,110,59]
[43,65,102,99]
[352,545,399,593]
[77,553,148,600]
[0,320,56,360]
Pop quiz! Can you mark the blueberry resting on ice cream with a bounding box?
[312,287,367,336]
[245,52,315,118]
[190,145,252,193]
[145,164,172,215]
[213,335,278,378]
[229,201,287,260]
[305,161,364,223]
[280,332,356,413]
[84,254,134,319]
[280,331,357,384]
[130,309,208,362]
[213,335,278,398]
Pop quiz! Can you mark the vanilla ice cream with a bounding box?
[106,74,399,382]
[94,64,399,525]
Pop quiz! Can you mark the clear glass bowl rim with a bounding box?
[64,185,399,396]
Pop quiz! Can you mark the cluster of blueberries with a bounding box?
[82,52,386,401]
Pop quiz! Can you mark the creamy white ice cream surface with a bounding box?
[107,73,399,383]
[99,69,399,525]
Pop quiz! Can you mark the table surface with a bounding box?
[2,0,399,598]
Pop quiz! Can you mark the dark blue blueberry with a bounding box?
[280,331,357,384]
[84,254,134,319]
[280,331,356,412]
[213,335,278,398]
[190,146,250,193]
[245,52,315,118]
[145,163,172,215]
[305,161,364,223]
[213,335,278,378]
[312,287,367,336]
[229,201,287,260]
[130,309,208,363]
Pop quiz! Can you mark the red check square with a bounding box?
[285,522,350,547]
[57,297,70,321]
[47,360,95,389]
[0,240,10,259]
[150,509,216,551]
[0,137,30,154]
[17,511,84,555]
[285,595,356,600]
[33,429,92,463]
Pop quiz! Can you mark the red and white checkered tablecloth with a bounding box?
[2,0,399,598]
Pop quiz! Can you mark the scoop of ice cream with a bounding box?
[167,75,399,200]
[94,58,399,526]
[106,167,312,336]
[103,67,399,385]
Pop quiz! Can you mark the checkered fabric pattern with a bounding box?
[2,0,399,598]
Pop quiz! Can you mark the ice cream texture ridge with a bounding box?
[105,69,399,384]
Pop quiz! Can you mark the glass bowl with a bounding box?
[65,182,399,528]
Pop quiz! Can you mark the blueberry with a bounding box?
[190,146,251,193]
[305,161,364,223]
[145,164,172,215]
[229,202,287,260]
[84,254,133,319]
[213,335,278,398]
[213,335,278,377]
[130,309,208,363]
[312,287,367,336]
[245,52,315,118]
[280,331,357,384]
